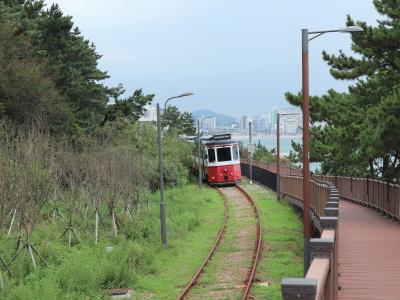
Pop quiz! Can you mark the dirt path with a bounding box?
[186,186,258,300]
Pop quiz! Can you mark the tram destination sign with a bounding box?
[211,133,231,141]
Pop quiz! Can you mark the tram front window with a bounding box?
[217,147,232,162]
[207,148,216,163]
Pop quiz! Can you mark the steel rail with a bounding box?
[177,187,228,300]
[235,185,263,300]
[177,185,262,300]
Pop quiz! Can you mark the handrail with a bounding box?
[314,175,400,220]
[306,258,330,300]
[281,182,340,300]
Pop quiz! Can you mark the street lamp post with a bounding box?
[249,119,253,184]
[301,26,363,274]
[157,92,194,247]
[197,119,201,188]
[197,116,214,188]
[276,113,301,201]
[277,113,280,200]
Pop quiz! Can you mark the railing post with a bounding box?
[320,217,338,230]
[281,278,317,300]
[386,181,390,216]
[366,177,369,206]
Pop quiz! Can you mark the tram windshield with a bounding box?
[217,147,232,162]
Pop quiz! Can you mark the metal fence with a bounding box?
[241,159,303,176]
[240,161,277,192]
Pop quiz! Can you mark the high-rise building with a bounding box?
[239,115,249,131]
[202,116,217,132]
[278,107,302,134]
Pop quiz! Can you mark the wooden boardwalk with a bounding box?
[338,201,400,300]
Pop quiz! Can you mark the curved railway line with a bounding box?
[177,185,262,300]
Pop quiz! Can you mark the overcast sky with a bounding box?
[45,1,379,118]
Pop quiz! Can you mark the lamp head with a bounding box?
[179,92,194,97]
[339,26,364,33]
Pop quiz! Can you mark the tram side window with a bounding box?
[208,148,216,163]
[232,145,239,161]
[217,147,232,162]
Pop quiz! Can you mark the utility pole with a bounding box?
[300,25,363,274]
[276,113,280,200]
[156,103,167,247]
[249,120,253,184]
[156,92,194,247]
[197,119,202,188]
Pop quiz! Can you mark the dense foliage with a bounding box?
[286,0,400,181]
[0,0,156,134]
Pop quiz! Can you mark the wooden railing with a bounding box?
[241,159,400,299]
[244,159,400,220]
[314,175,400,220]
[280,179,340,300]
[280,176,330,223]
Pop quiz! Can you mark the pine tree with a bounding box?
[286,0,400,181]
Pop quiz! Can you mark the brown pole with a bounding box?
[302,28,311,275]
[277,113,280,200]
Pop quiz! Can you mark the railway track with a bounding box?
[177,185,262,300]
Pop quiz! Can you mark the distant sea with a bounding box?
[234,135,320,172]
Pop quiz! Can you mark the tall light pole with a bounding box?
[248,118,253,184]
[276,112,301,201]
[197,119,201,188]
[157,92,194,247]
[197,116,214,188]
[301,25,363,274]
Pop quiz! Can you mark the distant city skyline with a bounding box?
[137,104,302,135]
[47,0,379,117]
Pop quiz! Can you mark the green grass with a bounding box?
[240,179,303,300]
[0,185,224,300]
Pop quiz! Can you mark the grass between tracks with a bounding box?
[240,179,303,300]
[0,185,224,300]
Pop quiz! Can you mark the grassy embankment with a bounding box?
[240,179,303,300]
[0,186,224,300]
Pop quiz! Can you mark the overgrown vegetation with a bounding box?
[0,184,224,299]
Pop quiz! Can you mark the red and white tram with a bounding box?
[195,134,242,185]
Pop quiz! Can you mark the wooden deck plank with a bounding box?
[338,200,400,300]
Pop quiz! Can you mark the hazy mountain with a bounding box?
[192,110,237,127]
